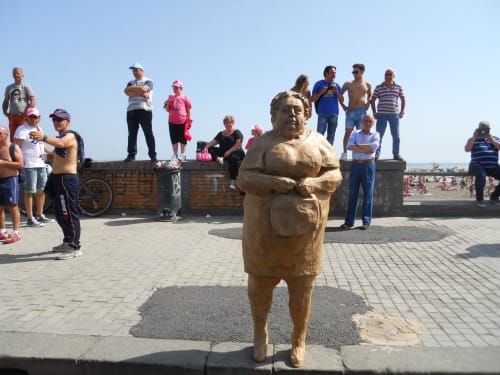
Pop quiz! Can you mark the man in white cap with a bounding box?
[123,63,157,162]
[14,107,54,227]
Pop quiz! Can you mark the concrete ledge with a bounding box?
[1,332,499,374]
[403,199,500,217]
[341,345,500,374]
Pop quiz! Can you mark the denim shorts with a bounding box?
[24,167,48,193]
[345,108,366,129]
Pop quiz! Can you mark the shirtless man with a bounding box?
[29,108,84,260]
[340,64,372,161]
[0,125,23,243]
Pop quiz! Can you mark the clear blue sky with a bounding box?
[2,0,499,164]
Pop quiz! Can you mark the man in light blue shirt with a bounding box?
[340,114,380,230]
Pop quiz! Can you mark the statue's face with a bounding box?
[274,96,305,139]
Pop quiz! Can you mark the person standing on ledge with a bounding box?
[340,63,372,161]
[311,65,344,145]
[123,63,157,163]
[371,67,405,161]
[3,67,36,142]
[464,121,500,207]
[340,114,380,230]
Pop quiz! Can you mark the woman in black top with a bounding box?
[204,115,245,190]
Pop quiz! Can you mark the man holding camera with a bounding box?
[465,121,500,207]
[311,65,344,145]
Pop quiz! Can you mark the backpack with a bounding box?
[9,144,26,183]
[54,130,85,163]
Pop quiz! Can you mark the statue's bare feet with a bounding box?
[253,332,268,362]
[290,344,305,368]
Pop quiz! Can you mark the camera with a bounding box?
[327,85,334,91]
[477,128,490,139]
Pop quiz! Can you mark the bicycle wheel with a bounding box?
[18,183,54,216]
[77,177,114,217]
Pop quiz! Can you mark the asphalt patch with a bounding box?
[130,286,368,350]
[209,225,453,244]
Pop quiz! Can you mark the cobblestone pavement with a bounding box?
[0,215,499,349]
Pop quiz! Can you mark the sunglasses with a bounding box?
[385,73,393,76]
[352,71,359,74]
[28,115,39,119]
[52,117,65,122]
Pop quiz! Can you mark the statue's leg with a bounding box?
[285,275,316,368]
[247,274,280,362]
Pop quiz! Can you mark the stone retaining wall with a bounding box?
[81,159,406,217]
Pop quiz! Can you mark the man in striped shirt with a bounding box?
[371,67,405,160]
[464,121,500,207]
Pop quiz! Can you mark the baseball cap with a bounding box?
[129,63,144,70]
[49,108,71,120]
[251,124,264,135]
[26,108,40,117]
[172,80,183,89]
[478,121,490,128]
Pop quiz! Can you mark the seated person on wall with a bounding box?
[464,121,500,207]
[236,90,342,368]
[203,115,245,190]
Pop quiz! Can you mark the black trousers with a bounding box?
[208,147,245,180]
[46,173,81,248]
[126,109,156,159]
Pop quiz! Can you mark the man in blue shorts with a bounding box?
[0,125,23,243]
[311,65,344,145]
[340,64,372,161]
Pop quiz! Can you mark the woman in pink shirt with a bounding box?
[164,80,192,164]
[245,124,264,150]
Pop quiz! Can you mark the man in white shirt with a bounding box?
[14,108,54,226]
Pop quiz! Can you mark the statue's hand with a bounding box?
[296,178,314,197]
[273,177,296,193]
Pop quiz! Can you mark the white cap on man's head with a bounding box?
[479,121,490,128]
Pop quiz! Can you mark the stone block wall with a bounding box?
[81,159,406,217]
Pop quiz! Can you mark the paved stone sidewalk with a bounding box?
[0,215,499,351]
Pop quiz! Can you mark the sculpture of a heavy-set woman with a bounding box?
[236,90,342,367]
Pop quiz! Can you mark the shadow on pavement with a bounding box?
[209,225,454,244]
[0,251,57,264]
[456,243,500,259]
[130,286,368,350]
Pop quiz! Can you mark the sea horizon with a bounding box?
[406,162,468,171]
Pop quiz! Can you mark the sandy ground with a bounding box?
[403,172,481,201]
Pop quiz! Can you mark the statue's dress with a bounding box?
[237,129,342,278]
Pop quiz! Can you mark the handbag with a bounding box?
[196,150,212,162]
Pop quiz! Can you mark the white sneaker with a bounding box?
[57,249,82,260]
[179,154,187,162]
[36,215,55,223]
[216,157,224,165]
[170,154,178,161]
[52,242,73,253]
[340,152,348,161]
[27,217,44,227]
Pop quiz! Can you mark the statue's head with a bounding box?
[270,90,310,139]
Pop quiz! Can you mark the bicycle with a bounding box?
[18,159,114,217]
